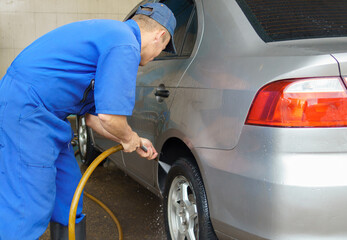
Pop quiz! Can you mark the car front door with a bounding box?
[124,0,200,187]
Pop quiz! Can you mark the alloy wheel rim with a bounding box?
[78,117,87,159]
[168,175,198,240]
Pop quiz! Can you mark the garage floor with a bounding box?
[40,118,167,240]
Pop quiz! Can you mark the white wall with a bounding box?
[0,0,142,77]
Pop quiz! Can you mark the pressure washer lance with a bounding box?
[141,145,171,173]
[157,156,171,173]
[68,144,170,240]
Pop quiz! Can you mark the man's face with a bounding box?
[140,31,170,66]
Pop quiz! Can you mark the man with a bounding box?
[0,3,176,240]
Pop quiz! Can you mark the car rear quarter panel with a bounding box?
[171,0,340,150]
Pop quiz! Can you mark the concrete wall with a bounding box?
[0,0,142,77]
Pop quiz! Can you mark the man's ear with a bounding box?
[155,30,167,43]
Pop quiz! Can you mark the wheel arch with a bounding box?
[157,137,199,194]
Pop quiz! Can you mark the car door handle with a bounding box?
[154,89,170,98]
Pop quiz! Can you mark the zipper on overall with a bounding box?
[78,79,95,115]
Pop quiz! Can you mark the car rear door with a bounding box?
[124,0,200,187]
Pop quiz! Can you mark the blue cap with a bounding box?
[135,3,177,54]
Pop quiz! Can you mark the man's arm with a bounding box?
[85,113,121,142]
[85,113,158,159]
[85,113,140,152]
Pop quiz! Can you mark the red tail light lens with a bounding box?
[245,77,347,127]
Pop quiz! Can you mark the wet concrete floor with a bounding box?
[40,118,167,240]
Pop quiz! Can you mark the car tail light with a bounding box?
[245,77,347,127]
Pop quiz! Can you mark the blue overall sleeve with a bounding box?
[94,45,141,116]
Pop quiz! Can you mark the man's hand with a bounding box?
[136,138,158,160]
[120,131,141,153]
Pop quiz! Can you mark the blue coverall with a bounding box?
[0,19,141,240]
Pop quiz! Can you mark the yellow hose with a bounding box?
[69,144,124,240]
[83,192,123,239]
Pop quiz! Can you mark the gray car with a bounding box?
[77,0,347,239]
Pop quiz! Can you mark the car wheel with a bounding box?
[164,158,217,240]
[77,115,100,165]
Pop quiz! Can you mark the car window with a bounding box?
[236,0,347,42]
[181,8,197,57]
[156,0,197,59]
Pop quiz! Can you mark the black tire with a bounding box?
[77,115,101,166]
[164,158,217,240]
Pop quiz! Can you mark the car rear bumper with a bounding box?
[196,126,347,240]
